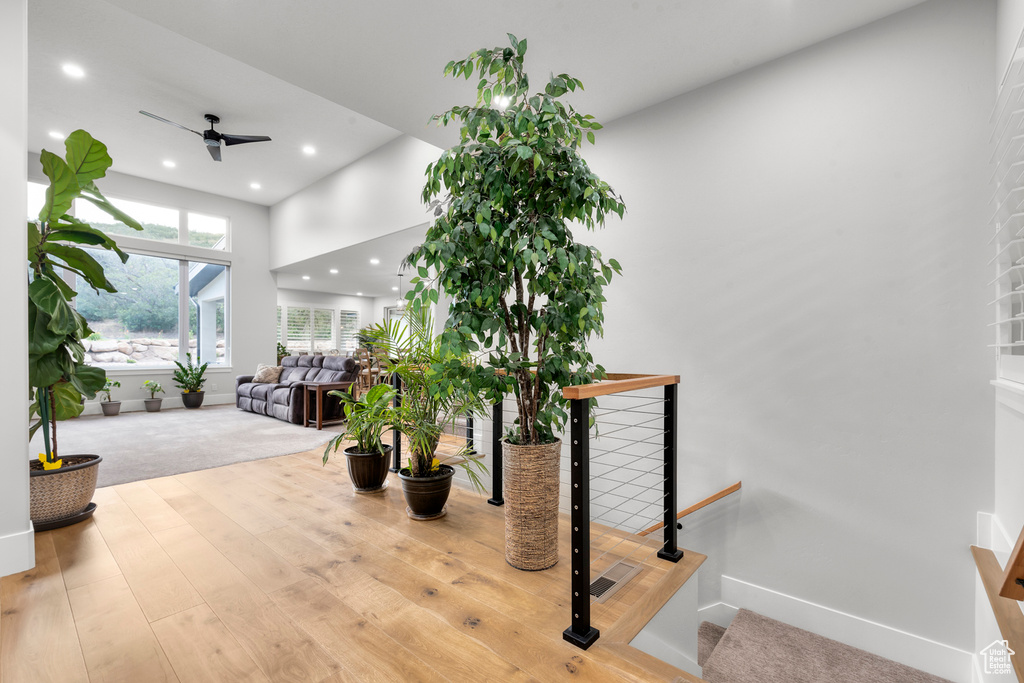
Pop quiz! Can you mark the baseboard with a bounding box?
[0,524,35,577]
[80,392,236,416]
[718,575,974,683]
[698,601,739,629]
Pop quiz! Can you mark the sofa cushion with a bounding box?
[253,363,283,383]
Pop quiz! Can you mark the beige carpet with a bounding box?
[29,404,344,487]
[699,609,954,683]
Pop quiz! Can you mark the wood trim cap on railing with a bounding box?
[562,374,680,400]
[1001,524,1024,601]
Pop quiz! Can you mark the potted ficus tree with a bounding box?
[410,34,625,569]
[28,129,142,529]
[323,383,397,493]
[142,379,165,412]
[363,308,488,520]
[173,352,208,408]
[99,379,121,416]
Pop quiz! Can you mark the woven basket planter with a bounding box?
[503,438,561,571]
[29,455,102,530]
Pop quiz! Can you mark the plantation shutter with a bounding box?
[338,311,359,353]
[276,306,282,344]
[312,308,334,352]
[286,306,311,352]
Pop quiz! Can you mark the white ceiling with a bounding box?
[274,226,429,299]
[28,0,931,294]
[27,0,401,206]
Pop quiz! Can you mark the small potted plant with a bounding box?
[142,379,164,412]
[276,341,288,365]
[323,383,397,493]
[99,379,121,416]
[363,307,487,520]
[173,353,208,409]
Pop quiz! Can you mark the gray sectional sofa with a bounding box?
[235,354,359,425]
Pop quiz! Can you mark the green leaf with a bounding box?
[38,151,79,224]
[77,181,143,231]
[28,303,64,356]
[28,353,64,388]
[51,382,85,420]
[45,244,115,292]
[533,153,541,171]
[28,279,76,336]
[587,131,595,145]
[64,130,112,184]
[71,364,106,399]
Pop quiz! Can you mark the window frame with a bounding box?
[29,181,237,371]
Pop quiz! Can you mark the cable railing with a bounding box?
[561,373,682,650]
[381,371,684,652]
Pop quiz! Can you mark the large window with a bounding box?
[28,182,232,368]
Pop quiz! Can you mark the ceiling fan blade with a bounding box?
[139,110,202,136]
[207,143,222,162]
[221,134,272,146]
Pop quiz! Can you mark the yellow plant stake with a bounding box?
[39,453,62,470]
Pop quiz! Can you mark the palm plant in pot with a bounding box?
[99,379,121,416]
[173,352,208,408]
[323,383,397,493]
[410,35,625,569]
[28,129,142,529]
[142,379,165,412]
[363,307,487,520]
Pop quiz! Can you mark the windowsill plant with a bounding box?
[172,352,208,409]
[142,379,164,412]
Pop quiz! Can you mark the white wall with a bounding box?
[27,156,277,412]
[0,0,34,577]
[580,0,992,672]
[269,135,441,270]
[998,0,1024,84]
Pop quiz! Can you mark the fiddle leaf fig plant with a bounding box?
[410,34,625,446]
[28,130,142,468]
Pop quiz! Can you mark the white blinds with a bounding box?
[339,311,359,353]
[992,46,1024,383]
[279,304,358,355]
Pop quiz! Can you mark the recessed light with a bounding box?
[48,131,64,140]
[302,275,310,280]
[250,182,261,190]
[162,160,176,168]
[302,145,316,156]
[391,286,398,291]
[329,268,339,274]
[369,258,380,265]
[356,292,363,296]
[62,63,85,79]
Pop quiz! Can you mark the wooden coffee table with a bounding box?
[301,381,354,430]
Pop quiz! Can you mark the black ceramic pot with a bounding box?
[398,464,454,520]
[181,391,205,409]
[344,445,392,493]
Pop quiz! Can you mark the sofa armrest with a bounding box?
[236,375,255,390]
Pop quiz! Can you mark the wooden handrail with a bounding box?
[972,545,1024,681]
[562,374,680,400]
[636,482,742,537]
[1001,524,1024,601]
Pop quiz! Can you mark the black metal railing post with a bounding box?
[563,396,599,649]
[390,372,402,473]
[465,415,476,455]
[487,397,503,506]
[658,383,683,562]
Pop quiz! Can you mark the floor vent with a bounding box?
[589,560,642,603]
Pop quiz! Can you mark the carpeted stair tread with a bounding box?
[700,609,953,683]
[697,621,726,667]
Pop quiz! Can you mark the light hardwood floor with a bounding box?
[1,446,705,683]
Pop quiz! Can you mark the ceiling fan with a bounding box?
[139,111,271,162]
